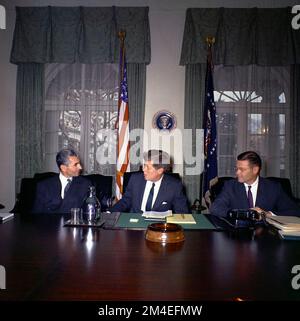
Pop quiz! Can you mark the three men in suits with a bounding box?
[210,151,300,217]
[32,149,91,213]
[111,149,189,213]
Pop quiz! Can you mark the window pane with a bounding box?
[217,112,238,176]
[44,63,119,174]
[218,156,236,176]
[248,114,262,134]
[279,114,285,135]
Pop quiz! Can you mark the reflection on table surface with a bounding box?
[0,212,299,301]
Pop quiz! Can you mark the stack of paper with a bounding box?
[266,216,300,239]
[142,210,173,220]
[167,214,196,224]
[266,216,300,230]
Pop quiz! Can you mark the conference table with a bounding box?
[0,212,299,302]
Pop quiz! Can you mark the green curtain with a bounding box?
[10,6,151,64]
[15,63,44,191]
[290,65,300,197]
[183,64,206,205]
[180,8,300,66]
[127,63,146,171]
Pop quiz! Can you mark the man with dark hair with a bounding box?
[32,149,91,213]
[111,149,189,213]
[210,150,300,217]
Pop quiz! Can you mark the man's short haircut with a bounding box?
[56,149,79,169]
[143,149,171,172]
[237,151,262,170]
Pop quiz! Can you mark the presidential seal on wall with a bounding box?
[152,110,177,131]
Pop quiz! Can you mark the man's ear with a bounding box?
[60,164,67,173]
[253,165,260,175]
[158,168,164,175]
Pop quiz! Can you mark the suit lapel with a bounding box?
[152,175,167,210]
[137,176,147,209]
[236,182,249,208]
[255,177,264,206]
[52,175,62,200]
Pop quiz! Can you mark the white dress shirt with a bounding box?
[141,175,164,212]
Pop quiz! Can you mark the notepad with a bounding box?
[167,214,196,224]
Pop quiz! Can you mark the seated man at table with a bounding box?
[32,148,91,213]
[111,149,189,213]
[210,150,300,217]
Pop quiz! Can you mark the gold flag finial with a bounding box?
[206,36,215,47]
[118,30,126,41]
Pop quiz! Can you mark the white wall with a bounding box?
[0,0,295,212]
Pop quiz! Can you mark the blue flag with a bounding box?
[202,58,218,204]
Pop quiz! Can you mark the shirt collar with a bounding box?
[59,173,72,184]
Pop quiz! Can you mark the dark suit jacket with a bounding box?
[210,177,300,217]
[111,172,189,213]
[32,174,91,214]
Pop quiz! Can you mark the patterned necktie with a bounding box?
[64,179,72,198]
[247,185,254,208]
[145,183,155,211]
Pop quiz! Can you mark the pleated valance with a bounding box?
[180,7,300,66]
[10,6,151,64]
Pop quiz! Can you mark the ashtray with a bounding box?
[145,222,185,243]
[64,219,105,228]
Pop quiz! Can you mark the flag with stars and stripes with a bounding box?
[202,53,218,205]
[116,40,130,200]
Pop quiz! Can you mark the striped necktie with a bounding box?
[64,179,72,198]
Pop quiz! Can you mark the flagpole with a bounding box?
[205,36,215,64]
[118,31,126,90]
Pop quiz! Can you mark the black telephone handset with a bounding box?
[226,209,260,228]
[227,209,259,221]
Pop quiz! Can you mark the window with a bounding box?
[44,63,119,175]
[214,65,290,177]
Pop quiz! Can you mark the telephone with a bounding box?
[227,209,259,220]
[226,209,260,228]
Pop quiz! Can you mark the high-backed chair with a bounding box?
[84,174,113,199]
[209,177,234,204]
[267,177,300,204]
[11,177,37,213]
[34,172,57,180]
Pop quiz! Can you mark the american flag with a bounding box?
[202,49,218,205]
[116,35,130,200]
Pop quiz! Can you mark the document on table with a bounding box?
[167,214,196,224]
[142,210,173,219]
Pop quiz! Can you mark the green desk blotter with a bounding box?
[115,213,216,230]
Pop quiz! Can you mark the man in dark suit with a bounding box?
[32,149,91,213]
[111,150,189,213]
[210,151,300,217]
